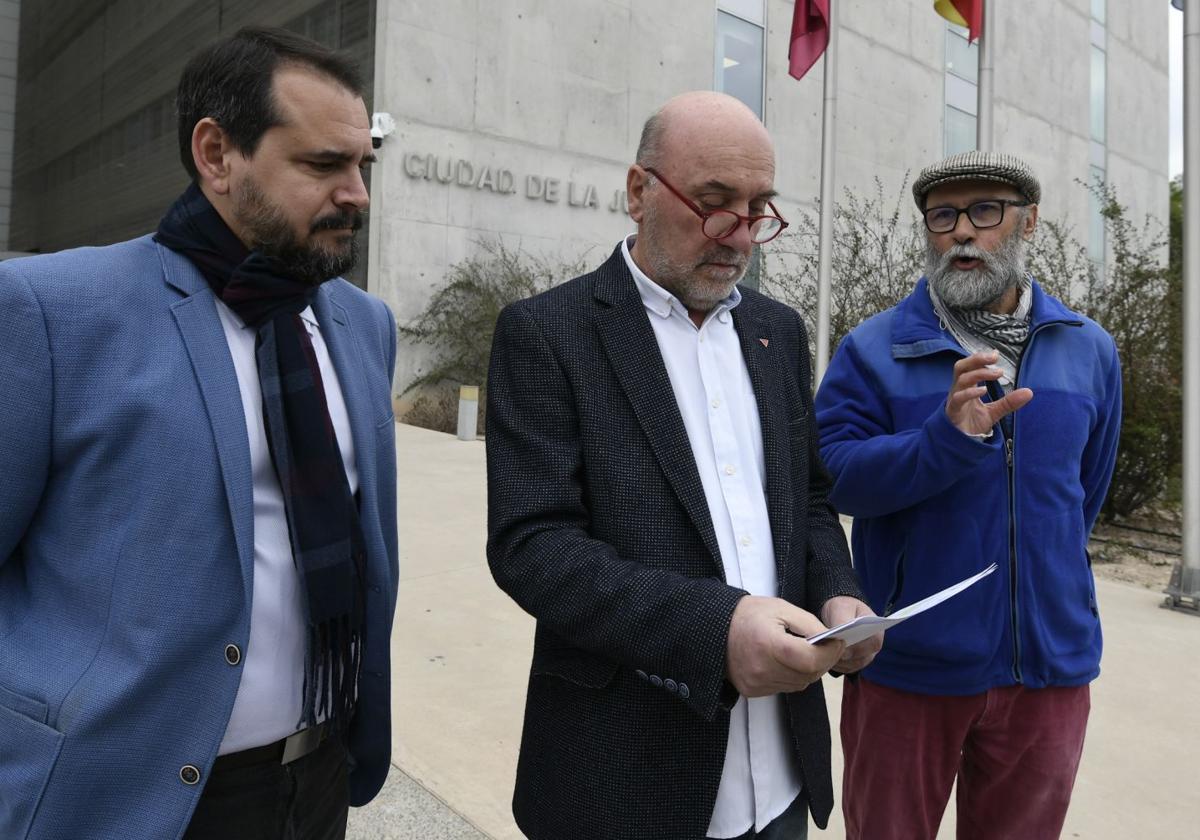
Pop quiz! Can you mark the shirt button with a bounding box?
[179,765,201,785]
[724,465,736,476]
[224,644,241,666]
[740,536,752,547]
[711,399,721,409]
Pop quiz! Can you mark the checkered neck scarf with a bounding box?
[928,276,1033,387]
[155,183,365,731]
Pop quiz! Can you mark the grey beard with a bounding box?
[925,226,1029,310]
[639,204,749,311]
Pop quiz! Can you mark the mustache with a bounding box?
[699,245,748,270]
[937,242,995,270]
[310,210,365,234]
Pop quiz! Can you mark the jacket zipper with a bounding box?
[883,552,905,616]
[985,379,1022,684]
[991,318,1078,683]
[1002,423,1021,683]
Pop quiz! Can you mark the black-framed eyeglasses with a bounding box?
[923,199,1031,233]
[642,166,789,245]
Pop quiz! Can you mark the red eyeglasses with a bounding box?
[642,167,789,245]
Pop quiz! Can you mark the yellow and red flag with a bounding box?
[789,0,830,80]
[934,0,983,43]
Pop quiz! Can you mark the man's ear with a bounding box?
[1023,203,1039,239]
[191,118,236,195]
[626,164,649,223]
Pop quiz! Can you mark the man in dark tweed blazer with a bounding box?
[486,92,881,840]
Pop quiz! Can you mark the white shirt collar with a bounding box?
[222,301,320,331]
[620,235,741,323]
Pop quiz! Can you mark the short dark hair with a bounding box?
[175,26,365,179]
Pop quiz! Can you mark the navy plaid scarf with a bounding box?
[155,183,365,730]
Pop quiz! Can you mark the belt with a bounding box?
[212,722,332,772]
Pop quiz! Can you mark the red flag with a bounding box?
[934,0,983,44]
[788,0,830,81]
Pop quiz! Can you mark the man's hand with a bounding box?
[819,596,883,674]
[946,351,1033,436]
[726,596,846,697]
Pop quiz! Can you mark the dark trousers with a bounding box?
[184,733,350,840]
[722,790,810,840]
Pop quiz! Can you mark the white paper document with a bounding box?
[805,563,999,646]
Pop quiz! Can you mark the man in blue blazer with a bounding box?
[0,28,398,839]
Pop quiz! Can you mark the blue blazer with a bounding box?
[0,235,399,839]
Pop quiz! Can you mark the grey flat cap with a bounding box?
[912,151,1041,208]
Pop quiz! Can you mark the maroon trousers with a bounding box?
[841,677,1090,840]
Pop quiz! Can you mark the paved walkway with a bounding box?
[349,423,1200,839]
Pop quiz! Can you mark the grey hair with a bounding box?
[636,109,666,170]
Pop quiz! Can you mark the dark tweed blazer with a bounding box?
[486,246,863,840]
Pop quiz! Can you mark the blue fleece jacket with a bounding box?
[814,278,1121,695]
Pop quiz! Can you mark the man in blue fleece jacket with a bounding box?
[814,151,1121,840]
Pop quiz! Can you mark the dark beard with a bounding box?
[234,179,364,287]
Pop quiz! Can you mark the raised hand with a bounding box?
[945,350,1033,436]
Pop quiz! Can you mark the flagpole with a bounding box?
[1167,0,1200,611]
[814,0,838,385]
[976,0,994,150]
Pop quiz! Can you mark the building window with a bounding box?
[945,106,977,157]
[715,3,765,120]
[943,23,978,155]
[1090,45,1106,143]
[1089,1,1107,267]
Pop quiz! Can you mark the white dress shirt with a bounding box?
[214,300,358,755]
[621,237,803,837]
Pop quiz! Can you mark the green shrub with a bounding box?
[397,240,586,426]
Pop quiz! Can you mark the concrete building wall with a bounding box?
[0,0,18,249]
[1104,0,1171,237]
[365,0,1172,396]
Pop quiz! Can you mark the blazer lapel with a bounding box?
[311,284,378,501]
[592,255,724,576]
[731,303,794,578]
[161,245,256,602]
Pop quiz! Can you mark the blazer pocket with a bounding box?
[0,690,65,838]
[531,645,619,690]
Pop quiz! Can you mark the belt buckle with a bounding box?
[280,723,324,765]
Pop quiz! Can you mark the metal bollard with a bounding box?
[457,385,479,441]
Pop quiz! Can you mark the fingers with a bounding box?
[727,598,852,697]
[779,604,828,639]
[834,633,883,674]
[985,387,1034,422]
[773,629,845,677]
[951,351,1002,380]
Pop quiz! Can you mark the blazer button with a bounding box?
[664,679,678,693]
[635,670,649,681]
[649,675,663,688]
[224,644,242,666]
[678,683,691,699]
[179,765,201,785]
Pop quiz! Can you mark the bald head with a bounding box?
[626,91,779,322]
[637,91,774,173]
